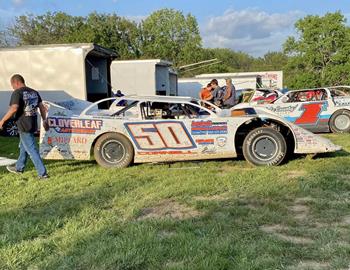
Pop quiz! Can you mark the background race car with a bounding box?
[236,88,282,105]
[234,86,350,133]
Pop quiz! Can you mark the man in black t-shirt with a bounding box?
[0,74,49,179]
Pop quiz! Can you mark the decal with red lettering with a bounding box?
[125,121,196,150]
[47,136,88,145]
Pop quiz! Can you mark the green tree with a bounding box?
[10,12,141,59]
[283,12,350,88]
[140,8,202,66]
[252,52,288,72]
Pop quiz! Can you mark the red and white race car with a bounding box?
[234,86,350,133]
[236,88,282,104]
[39,96,340,168]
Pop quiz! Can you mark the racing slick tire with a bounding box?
[329,110,350,133]
[242,127,287,166]
[94,133,134,168]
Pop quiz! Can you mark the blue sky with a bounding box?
[1,0,350,56]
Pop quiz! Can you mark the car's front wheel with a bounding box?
[329,110,350,133]
[94,133,134,168]
[242,127,287,166]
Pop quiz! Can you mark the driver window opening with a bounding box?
[285,89,327,103]
[140,102,210,120]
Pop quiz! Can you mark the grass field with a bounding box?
[0,134,349,270]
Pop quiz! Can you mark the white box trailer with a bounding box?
[0,43,116,135]
[178,71,283,98]
[110,59,178,96]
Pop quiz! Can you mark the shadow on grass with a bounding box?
[313,149,350,159]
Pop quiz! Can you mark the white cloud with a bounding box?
[12,0,24,5]
[201,8,304,56]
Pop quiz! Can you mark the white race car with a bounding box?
[39,96,341,168]
[234,86,350,133]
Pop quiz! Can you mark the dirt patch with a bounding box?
[260,224,289,233]
[340,215,350,226]
[287,261,330,270]
[311,222,328,229]
[137,199,204,221]
[260,224,314,245]
[294,197,314,204]
[193,193,230,202]
[289,204,310,222]
[289,197,313,222]
[286,170,307,179]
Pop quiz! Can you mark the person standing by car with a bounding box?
[0,74,49,179]
[222,78,236,108]
[199,83,213,101]
[210,79,225,106]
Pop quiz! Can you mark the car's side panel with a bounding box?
[127,118,238,163]
[264,101,331,132]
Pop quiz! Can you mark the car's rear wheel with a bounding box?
[242,127,287,166]
[94,133,134,168]
[329,110,350,133]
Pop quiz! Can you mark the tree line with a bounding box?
[1,9,350,89]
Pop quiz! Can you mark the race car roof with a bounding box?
[122,95,196,103]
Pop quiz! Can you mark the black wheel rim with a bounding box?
[101,140,126,164]
[252,135,278,161]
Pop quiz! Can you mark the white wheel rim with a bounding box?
[334,114,350,131]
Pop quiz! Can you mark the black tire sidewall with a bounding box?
[94,133,134,168]
[243,127,287,166]
[329,110,350,133]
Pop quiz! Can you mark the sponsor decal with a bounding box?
[47,136,88,145]
[216,137,227,147]
[196,139,214,145]
[201,146,216,154]
[125,121,196,150]
[334,98,350,107]
[266,105,298,114]
[48,118,103,134]
[191,121,228,135]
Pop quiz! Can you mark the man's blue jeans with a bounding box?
[16,131,47,177]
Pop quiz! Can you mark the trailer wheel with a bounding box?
[94,133,134,168]
[243,127,287,166]
[329,110,350,133]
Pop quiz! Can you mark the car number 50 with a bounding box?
[125,122,196,150]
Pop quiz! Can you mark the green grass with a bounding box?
[0,134,349,270]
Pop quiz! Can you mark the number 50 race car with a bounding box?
[39,96,341,168]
